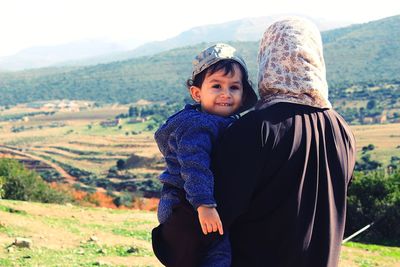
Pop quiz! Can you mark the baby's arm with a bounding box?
[176,118,224,235]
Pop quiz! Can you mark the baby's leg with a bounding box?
[152,193,219,267]
[200,234,231,267]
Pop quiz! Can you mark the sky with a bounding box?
[0,0,399,57]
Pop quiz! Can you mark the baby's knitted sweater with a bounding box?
[155,104,234,209]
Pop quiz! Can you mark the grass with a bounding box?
[345,242,400,259]
[340,242,400,267]
[0,199,161,267]
[0,199,399,267]
[0,244,153,266]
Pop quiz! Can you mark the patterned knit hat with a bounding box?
[192,43,248,79]
[256,17,332,110]
[192,43,258,112]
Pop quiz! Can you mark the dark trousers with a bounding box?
[152,193,226,267]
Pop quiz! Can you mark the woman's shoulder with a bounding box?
[233,110,260,126]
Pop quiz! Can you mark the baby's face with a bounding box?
[191,65,244,117]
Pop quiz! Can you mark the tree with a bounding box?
[133,107,142,118]
[362,144,376,154]
[346,170,400,245]
[355,154,382,171]
[389,156,400,170]
[0,176,5,198]
[128,106,136,117]
[116,159,126,170]
[366,99,377,110]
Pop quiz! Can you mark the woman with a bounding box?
[212,17,356,267]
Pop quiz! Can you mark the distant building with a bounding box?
[362,114,387,124]
[128,117,146,123]
[378,114,387,123]
[100,119,121,127]
[363,117,374,124]
[42,103,56,110]
[38,100,93,111]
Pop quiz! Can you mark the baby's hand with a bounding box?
[197,206,223,235]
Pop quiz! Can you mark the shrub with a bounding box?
[113,191,134,208]
[345,170,400,245]
[85,191,117,208]
[0,158,72,204]
[361,144,375,154]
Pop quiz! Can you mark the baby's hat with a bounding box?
[192,43,248,80]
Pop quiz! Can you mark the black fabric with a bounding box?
[212,103,356,267]
[152,189,221,267]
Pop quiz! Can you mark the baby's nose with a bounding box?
[220,92,231,99]
[220,88,231,96]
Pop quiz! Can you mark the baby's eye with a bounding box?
[231,86,240,90]
[212,84,221,89]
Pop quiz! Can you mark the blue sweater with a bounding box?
[155,104,235,209]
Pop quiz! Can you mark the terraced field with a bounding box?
[1,104,399,194]
[0,105,162,195]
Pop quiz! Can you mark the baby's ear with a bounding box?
[189,86,201,103]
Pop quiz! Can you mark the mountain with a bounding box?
[112,15,352,60]
[75,15,353,66]
[0,39,142,71]
[0,15,351,71]
[0,15,398,107]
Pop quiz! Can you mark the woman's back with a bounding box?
[213,102,356,267]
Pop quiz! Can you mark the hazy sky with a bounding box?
[0,0,399,57]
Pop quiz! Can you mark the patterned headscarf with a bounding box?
[256,17,332,110]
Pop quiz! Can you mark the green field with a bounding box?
[351,123,400,166]
[0,199,399,267]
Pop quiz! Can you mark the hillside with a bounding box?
[105,15,351,63]
[0,15,399,112]
[0,40,131,71]
[0,16,350,71]
[323,15,400,86]
[1,199,399,266]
